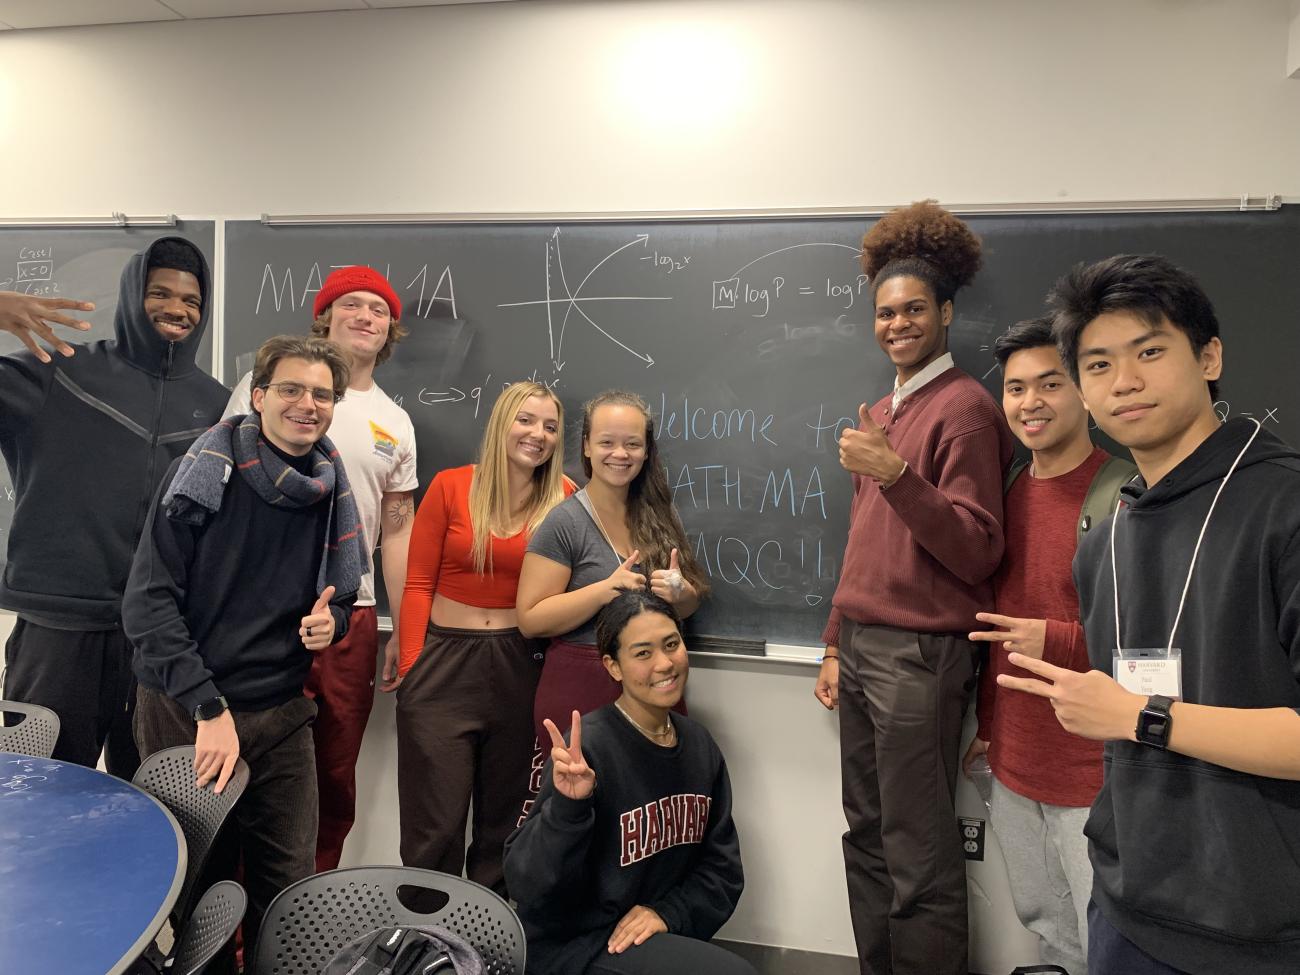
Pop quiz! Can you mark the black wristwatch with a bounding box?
[1135,694,1175,749]
[192,695,229,722]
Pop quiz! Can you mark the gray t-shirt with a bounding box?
[526,493,644,647]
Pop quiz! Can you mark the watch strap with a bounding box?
[1135,693,1174,748]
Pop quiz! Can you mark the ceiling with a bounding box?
[0,0,521,31]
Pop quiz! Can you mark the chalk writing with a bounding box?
[253,261,458,319]
[1,756,60,797]
[498,228,667,369]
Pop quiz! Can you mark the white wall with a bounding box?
[0,0,1298,218]
[3,0,1299,969]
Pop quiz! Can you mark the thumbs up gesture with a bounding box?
[300,585,337,651]
[839,403,907,486]
[650,548,689,604]
[605,549,646,601]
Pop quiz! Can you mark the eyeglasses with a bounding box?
[260,381,341,406]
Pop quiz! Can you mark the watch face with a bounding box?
[1138,704,1172,747]
[194,698,227,721]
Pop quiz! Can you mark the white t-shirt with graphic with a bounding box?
[225,373,419,606]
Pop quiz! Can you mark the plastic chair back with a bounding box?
[252,866,525,975]
[171,880,247,975]
[0,699,60,758]
[132,745,250,918]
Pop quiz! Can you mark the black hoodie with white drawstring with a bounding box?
[0,237,228,629]
[1073,417,1300,974]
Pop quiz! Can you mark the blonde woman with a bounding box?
[396,381,573,894]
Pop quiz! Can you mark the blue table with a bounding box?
[0,752,187,975]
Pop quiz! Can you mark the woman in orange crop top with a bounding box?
[395,380,573,895]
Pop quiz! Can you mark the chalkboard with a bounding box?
[0,222,217,580]
[223,209,1299,646]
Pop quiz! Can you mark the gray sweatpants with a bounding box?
[989,776,1092,975]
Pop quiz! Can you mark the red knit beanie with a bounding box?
[313,266,402,321]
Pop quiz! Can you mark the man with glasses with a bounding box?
[124,335,364,953]
[224,265,418,870]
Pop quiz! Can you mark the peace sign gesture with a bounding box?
[544,710,595,801]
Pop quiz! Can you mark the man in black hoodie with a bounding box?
[997,254,1300,975]
[0,238,227,776]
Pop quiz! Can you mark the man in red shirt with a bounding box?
[965,317,1133,975]
[814,202,1013,975]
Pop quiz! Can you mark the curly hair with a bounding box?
[861,200,983,305]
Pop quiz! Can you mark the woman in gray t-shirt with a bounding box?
[517,390,709,804]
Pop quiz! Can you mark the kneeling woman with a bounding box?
[504,591,754,975]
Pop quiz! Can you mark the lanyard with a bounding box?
[1109,418,1261,652]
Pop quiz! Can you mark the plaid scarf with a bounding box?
[162,412,365,600]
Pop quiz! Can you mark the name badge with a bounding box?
[1112,648,1183,699]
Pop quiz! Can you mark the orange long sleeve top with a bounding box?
[398,464,573,676]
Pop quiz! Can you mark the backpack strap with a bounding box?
[1004,458,1029,493]
[1077,455,1139,544]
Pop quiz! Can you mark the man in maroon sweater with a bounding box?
[964,318,1134,975]
[814,202,1013,975]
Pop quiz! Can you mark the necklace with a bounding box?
[581,488,629,562]
[614,699,675,745]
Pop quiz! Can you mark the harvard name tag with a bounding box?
[1112,648,1183,699]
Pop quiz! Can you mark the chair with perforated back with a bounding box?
[169,880,247,975]
[0,699,60,757]
[132,745,250,920]
[251,866,526,975]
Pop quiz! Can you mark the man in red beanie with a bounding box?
[224,265,418,870]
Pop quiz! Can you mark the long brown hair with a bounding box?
[581,390,710,598]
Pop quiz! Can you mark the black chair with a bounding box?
[170,880,247,975]
[251,866,526,975]
[0,698,60,757]
[132,745,251,920]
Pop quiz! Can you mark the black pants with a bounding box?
[586,935,757,975]
[837,620,978,975]
[1,616,139,776]
[396,624,542,895]
[1087,902,1189,975]
[134,685,318,961]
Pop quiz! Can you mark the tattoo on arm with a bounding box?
[386,493,415,531]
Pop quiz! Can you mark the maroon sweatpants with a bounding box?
[523,640,685,822]
[304,605,378,873]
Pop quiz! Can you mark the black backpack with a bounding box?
[1004,454,1138,543]
[322,925,485,975]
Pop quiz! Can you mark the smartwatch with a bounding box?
[192,695,229,722]
[1135,694,1174,749]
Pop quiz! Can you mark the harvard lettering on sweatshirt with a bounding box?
[503,705,743,975]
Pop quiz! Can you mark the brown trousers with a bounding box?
[134,686,318,957]
[837,620,978,975]
[395,624,542,895]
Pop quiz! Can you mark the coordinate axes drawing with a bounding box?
[497,228,671,369]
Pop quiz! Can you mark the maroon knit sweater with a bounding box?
[975,447,1107,807]
[823,367,1013,646]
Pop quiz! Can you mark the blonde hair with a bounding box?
[468,382,569,573]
